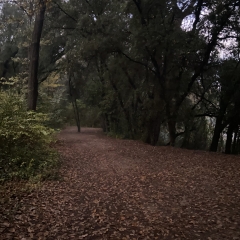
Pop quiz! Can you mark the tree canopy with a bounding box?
[1,0,240,154]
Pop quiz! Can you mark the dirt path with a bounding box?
[1,127,240,239]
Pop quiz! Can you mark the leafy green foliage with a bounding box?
[0,91,59,182]
[38,90,72,129]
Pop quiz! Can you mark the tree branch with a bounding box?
[53,1,77,22]
[192,0,204,32]
[132,0,147,25]
[120,50,157,75]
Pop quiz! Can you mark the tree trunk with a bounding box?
[145,113,161,145]
[165,111,177,146]
[102,114,109,133]
[181,125,191,149]
[111,81,133,138]
[27,0,46,110]
[232,126,239,154]
[72,98,81,132]
[210,117,224,152]
[225,123,235,154]
[236,130,240,154]
[165,100,178,146]
[168,119,176,146]
[69,75,81,132]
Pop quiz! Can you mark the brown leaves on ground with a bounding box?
[1,127,240,239]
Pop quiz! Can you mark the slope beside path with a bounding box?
[1,127,240,239]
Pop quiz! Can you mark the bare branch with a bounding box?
[53,1,77,22]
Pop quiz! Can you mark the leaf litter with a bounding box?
[1,127,240,239]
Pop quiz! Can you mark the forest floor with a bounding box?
[1,127,240,240]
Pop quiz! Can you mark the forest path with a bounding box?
[1,127,240,239]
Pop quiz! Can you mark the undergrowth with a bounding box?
[0,91,59,183]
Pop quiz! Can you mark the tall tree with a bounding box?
[28,0,47,110]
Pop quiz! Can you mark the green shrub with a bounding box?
[0,91,59,182]
[37,90,73,129]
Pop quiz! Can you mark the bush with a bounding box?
[37,90,73,129]
[0,91,59,182]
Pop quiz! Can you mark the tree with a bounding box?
[2,0,240,153]
[209,59,240,152]
[28,0,47,110]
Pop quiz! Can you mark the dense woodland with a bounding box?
[1,2,240,238]
[1,0,240,180]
